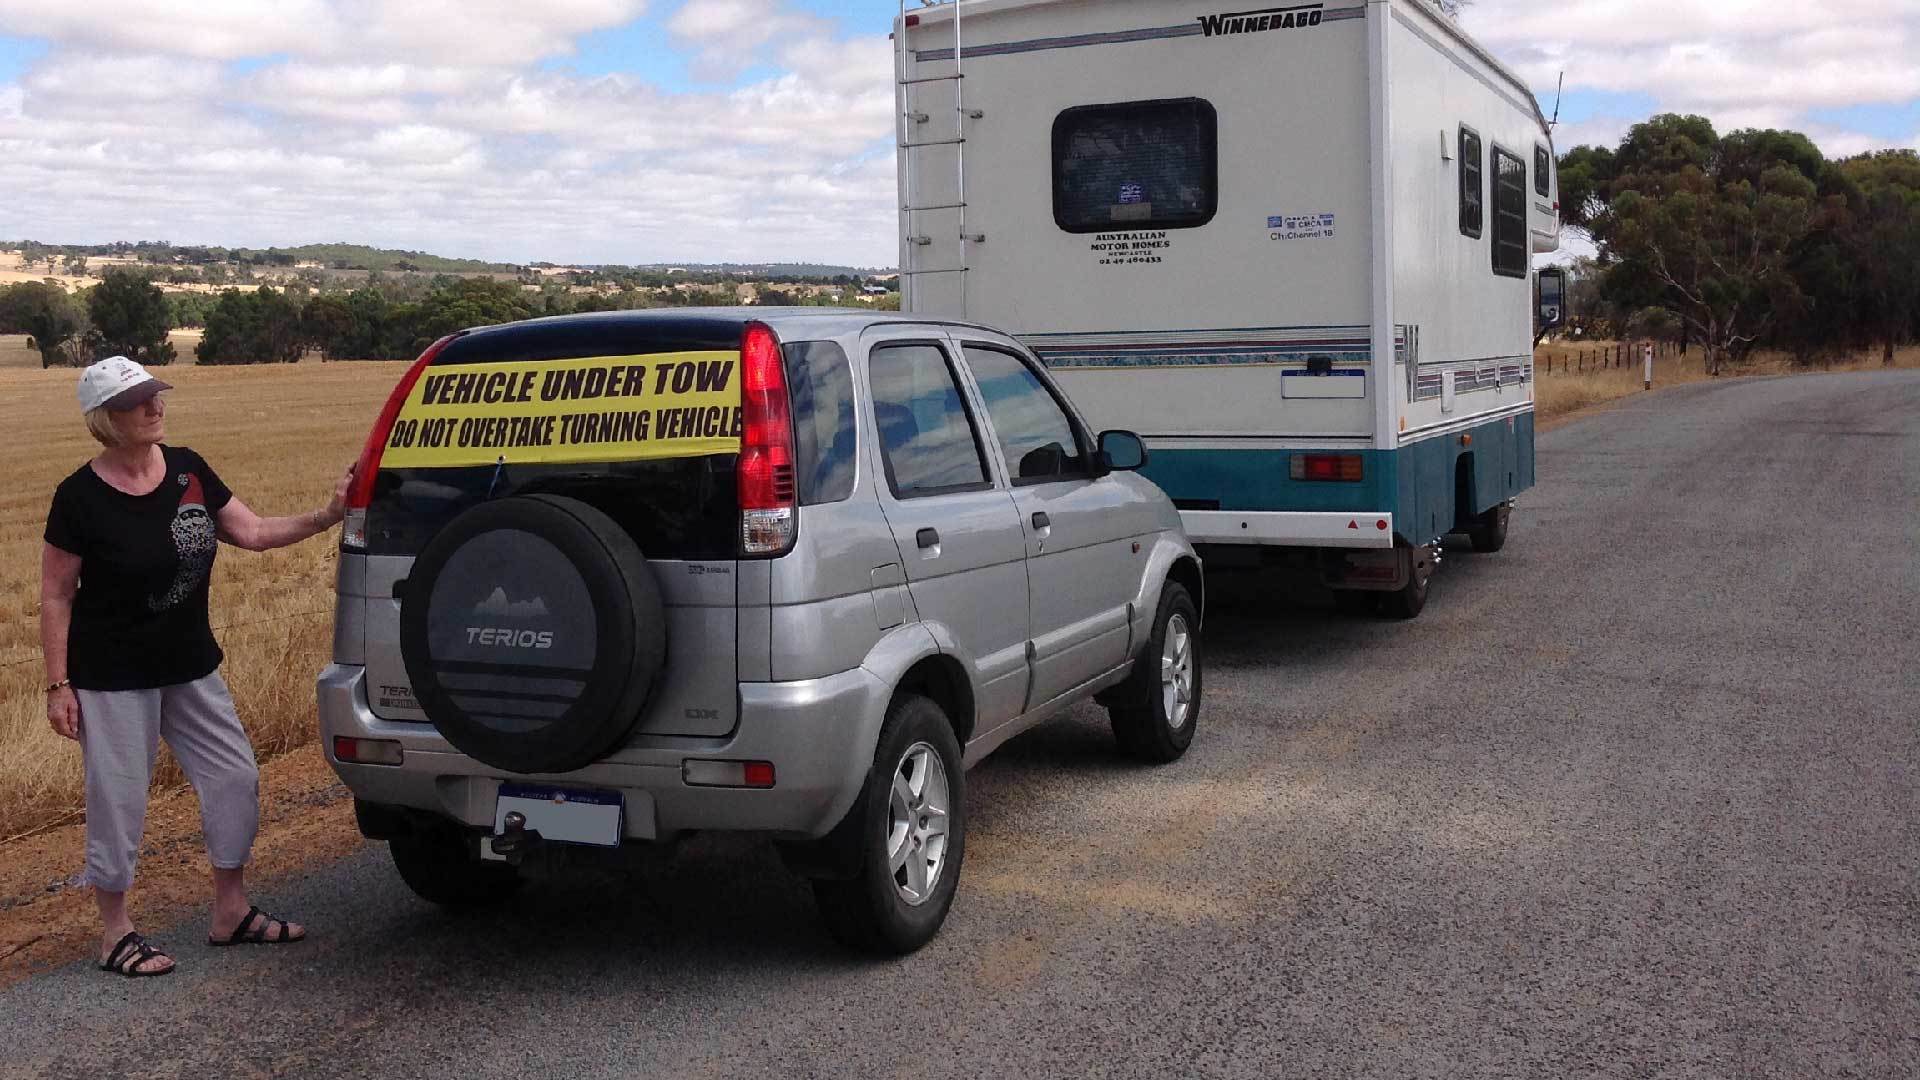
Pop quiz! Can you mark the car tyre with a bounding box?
[1380,550,1431,620]
[1467,503,1510,553]
[389,830,523,909]
[811,694,966,955]
[1108,582,1202,764]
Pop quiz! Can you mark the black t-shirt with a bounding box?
[44,445,234,691]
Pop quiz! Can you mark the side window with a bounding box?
[782,340,857,504]
[1458,127,1484,239]
[1053,97,1218,234]
[867,343,991,499]
[961,345,1089,484]
[1492,146,1529,278]
[1534,144,1552,197]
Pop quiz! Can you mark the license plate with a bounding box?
[493,784,623,848]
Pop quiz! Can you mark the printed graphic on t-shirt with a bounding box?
[152,472,217,612]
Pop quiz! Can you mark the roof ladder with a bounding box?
[896,0,984,313]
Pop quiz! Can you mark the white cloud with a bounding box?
[0,0,896,264]
[0,0,339,61]
[0,0,648,67]
[667,0,828,81]
[23,53,225,104]
[1461,0,1920,157]
[340,0,649,67]
[1,0,1914,266]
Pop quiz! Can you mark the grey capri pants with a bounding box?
[74,672,260,892]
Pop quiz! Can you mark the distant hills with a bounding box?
[4,239,893,279]
[276,243,509,273]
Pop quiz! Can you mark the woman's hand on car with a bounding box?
[325,463,355,525]
[47,686,81,740]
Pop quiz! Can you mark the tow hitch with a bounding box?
[489,810,542,865]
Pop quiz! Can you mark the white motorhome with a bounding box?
[893,0,1562,616]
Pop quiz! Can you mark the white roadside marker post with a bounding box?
[1643,342,1654,391]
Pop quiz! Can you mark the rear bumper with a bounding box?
[317,663,887,842]
[1180,510,1395,549]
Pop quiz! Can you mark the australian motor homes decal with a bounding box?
[1198,3,1324,36]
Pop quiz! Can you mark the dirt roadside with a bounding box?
[0,746,363,985]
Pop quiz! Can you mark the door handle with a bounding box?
[916,527,940,550]
[1031,512,1051,530]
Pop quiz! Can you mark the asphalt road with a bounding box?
[4,371,1915,1079]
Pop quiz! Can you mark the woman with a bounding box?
[39,356,352,978]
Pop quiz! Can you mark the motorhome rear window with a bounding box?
[1534,144,1552,197]
[1052,98,1218,234]
[1492,146,1529,278]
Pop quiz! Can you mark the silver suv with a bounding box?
[318,309,1203,953]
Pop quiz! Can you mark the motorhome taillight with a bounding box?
[1291,453,1365,483]
[737,321,796,555]
[341,333,459,551]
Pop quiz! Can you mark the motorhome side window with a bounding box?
[1491,146,1528,278]
[1534,145,1552,197]
[1052,98,1218,233]
[1458,127,1483,239]
[868,342,993,499]
[960,345,1090,484]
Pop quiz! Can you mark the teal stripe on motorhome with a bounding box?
[1143,411,1535,543]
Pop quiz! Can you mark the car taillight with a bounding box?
[341,334,460,551]
[738,321,796,556]
[1290,453,1365,482]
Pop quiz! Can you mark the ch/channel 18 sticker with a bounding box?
[1268,212,1335,241]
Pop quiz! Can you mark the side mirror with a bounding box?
[1097,430,1148,473]
[1536,266,1567,332]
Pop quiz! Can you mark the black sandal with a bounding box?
[101,932,175,978]
[209,906,306,946]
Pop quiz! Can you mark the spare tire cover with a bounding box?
[400,494,666,775]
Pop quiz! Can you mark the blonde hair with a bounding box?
[85,407,126,448]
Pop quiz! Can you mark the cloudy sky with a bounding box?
[0,0,1915,268]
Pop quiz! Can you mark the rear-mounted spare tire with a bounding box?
[400,494,666,775]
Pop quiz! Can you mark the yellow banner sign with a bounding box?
[380,351,743,468]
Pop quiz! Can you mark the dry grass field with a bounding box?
[1,342,1916,843]
[1533,340,1920,419]
[0,361,406,839]
[0,331,205,370]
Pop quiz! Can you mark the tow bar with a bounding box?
[490,810,542,866]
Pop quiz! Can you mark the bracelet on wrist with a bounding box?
[45,678,71,695]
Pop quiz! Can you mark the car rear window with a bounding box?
[783,340,858,505]
[364,321,744,560]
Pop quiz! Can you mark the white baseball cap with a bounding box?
[77,356,172,413]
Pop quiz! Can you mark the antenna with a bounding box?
[1548,71,1564,132]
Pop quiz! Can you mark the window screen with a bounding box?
[1053,98,1218,234]
[1535,145,1552,197]
[1492,146,1529,278]
[961,346,1089,484]
[1459,127,1483,239]
[868,343,991,499]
